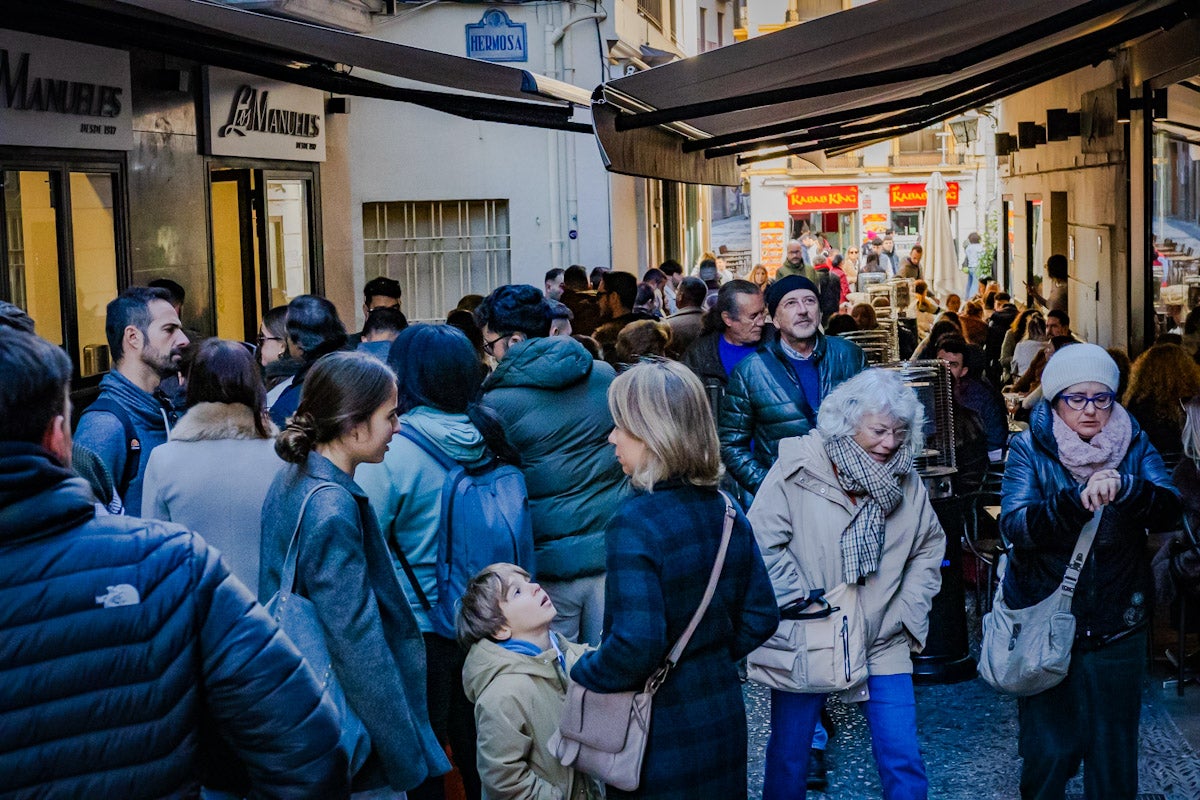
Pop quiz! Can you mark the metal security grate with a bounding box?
[363,200,511,324]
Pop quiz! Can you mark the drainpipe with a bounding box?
[546,8,608,269]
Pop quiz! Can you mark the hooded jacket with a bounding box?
[462,635,595,800]
[481,337,628,582]
[1000,402,1181,641]
[747,431,946,677]
[141,402,284,597]
[260,452,450,792]
[73,369,176,515]
[719,334,867,494]
[358,407,491,631]
[0,442,345,798]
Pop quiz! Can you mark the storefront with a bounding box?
[888,181,961,244]
[0,28,328,385]
[785,184,859,249]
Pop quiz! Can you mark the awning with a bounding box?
[5,0,592,132]
[591,0,1197,185]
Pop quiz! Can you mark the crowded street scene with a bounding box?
[5,0,1200,798]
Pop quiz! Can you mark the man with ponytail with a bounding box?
[0,328,346,798]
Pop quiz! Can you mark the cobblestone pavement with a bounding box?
[744,664,1200,799]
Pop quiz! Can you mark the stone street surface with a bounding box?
[744,628,1200,799]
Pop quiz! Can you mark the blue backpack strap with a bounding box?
[397,426,457,471]
[80,397,140,499]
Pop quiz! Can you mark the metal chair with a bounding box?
[962,461,1008,615]
[1165,515,1200,695]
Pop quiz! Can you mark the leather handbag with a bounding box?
[978,510,1102,697]
[548,493,737,791]
[746,581,868,694]
[264,483,372,776]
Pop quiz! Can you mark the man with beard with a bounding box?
[777,238,818,282]
[75,287,190,514]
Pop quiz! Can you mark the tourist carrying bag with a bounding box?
[978,510,1102,697]
[264,484,372,776]
[548,493,736,791]
[746,581,868,693]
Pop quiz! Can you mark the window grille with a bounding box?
[363,200,511,323]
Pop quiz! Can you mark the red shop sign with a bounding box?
[787,184,859,212]
[889,182,960,208]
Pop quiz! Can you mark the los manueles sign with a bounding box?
[219,85,320,140]
[0,48,122,118]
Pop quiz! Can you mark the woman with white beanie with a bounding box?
[999,342,1181,799]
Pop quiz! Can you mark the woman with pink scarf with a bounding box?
[1000,343,1180,800]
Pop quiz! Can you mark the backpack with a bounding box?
[78,398,140,512]
[390,426,535,639]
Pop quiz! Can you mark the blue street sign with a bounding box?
[466,9,528,63]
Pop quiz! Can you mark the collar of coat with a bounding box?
[774,431,857,515]
[170,402,278,442]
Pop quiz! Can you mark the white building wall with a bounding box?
[346,2,614,324]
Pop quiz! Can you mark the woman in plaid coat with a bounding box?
[570,360,779,799]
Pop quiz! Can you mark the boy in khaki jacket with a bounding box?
[459,564,599,800]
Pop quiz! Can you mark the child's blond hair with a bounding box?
[456,562,532,649]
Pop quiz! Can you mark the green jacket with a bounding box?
[481,337,628,582]
[463,635,599,800]
[719,333,867,494]
[775,259,818,283]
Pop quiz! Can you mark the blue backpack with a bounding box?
[390,426,535,639]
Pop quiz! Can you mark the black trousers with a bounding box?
[1017,630,1146,800]
[408,633,480,800]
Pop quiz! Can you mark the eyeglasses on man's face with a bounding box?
[482,333,506,355]
[1060,392,1116,411]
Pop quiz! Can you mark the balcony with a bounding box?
[889,151,967,168]
[789,153,864,172]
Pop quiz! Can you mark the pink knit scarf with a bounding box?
[1051,403,1133,484]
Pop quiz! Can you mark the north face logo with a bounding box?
[95,584,141,608]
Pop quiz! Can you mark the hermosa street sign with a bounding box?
[466,9,528,63]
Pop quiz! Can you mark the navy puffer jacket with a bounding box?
[0,442,346,799]
[1000,402,1181,642]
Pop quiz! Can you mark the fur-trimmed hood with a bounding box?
[171,402,277,442]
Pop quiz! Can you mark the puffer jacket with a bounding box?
[1000,402,1181,642]
[747,432,945,676]
[260,451,450,793]
[0,442,345,799]
[462,635,596,800]
[720,334,867,494]
[481,337,628,582]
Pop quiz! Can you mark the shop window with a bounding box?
[4,171,63,346]
[363,200,511,324]
[892,210,920,237]
[70,172,119,375]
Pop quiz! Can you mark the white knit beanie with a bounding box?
[1040,342,1120,402]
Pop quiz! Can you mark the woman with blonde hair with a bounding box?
[748,263,771,292]
[1124,342,1200,460]
[569,360,778,799]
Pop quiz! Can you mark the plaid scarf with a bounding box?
[824,436,913,583]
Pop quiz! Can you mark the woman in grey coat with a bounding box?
[259,351,450,795]
[142,338,284,596]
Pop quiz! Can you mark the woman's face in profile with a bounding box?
[608,426,647,476]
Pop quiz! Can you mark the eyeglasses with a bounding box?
[256,335,283,347]
[482,333,507,356]
[1060,392,1116,411]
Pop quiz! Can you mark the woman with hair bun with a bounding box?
[260,350,450,796]
[358,323,525,800]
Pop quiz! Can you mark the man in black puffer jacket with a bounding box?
[0,328,347,799]
[720,276,867,497]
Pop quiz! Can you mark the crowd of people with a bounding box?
[0,227,1190,800]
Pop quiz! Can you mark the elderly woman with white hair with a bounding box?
[748,368,946,800]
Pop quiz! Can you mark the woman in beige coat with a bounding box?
[748,368,945,800]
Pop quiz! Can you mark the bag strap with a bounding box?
[399,425,458,471]
[648,491,737,692]
[277,483,340,600]
[1059,509,1103,600]
[81,398,140,499]
[388,532,434,611]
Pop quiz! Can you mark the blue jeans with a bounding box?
[763,674,928,800]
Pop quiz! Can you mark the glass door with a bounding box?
[210,169,259,343]
[0,162,124,379]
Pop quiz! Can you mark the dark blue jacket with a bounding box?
[0,442,346,799]
[260,452,450,792]
[719,333,867,494]
[1000,403,1181,641]
[572,482,778,799]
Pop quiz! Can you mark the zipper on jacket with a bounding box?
[841,615,851,682]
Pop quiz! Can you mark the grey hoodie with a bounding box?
[74,369,176,515]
